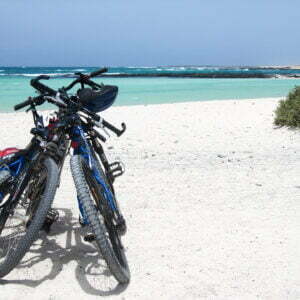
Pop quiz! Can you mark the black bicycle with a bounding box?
[10,68,130,283]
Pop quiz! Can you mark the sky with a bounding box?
[0,0,299,67]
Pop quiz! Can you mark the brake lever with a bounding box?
[101,127,110,138]
[117,123,126,136]
[92,118,110,138]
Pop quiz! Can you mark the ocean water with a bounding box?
[1,66,300,77]
[0,67,299,112]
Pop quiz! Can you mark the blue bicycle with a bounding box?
[10,68,130,283]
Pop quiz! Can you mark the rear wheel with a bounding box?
[0,157,59,278]
[70,155,130,284]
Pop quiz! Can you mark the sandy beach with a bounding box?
[0,98,299,299]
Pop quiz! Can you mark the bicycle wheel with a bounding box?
[70,154,130,283]
[0,157,59,278]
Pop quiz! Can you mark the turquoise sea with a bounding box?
[0,67,299,112]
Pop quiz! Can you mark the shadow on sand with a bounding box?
[0,208,128,296]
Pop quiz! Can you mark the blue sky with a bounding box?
[0,0,299,66]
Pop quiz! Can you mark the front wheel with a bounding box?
[0,157,59,278]
[70,155,130,284]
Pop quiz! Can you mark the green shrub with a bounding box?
[274,86,300,128]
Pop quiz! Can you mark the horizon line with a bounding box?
[0,64,300,68]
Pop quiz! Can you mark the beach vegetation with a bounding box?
[274,86,300,128]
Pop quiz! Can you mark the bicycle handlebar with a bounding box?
[30,76,57,96]
[89,67,108,78]
[14,94,100,124]
[64,67,107,91]
[14,67,125,136]
[80,106,100,122]
[14,98,34,111]
[102,119,126,137]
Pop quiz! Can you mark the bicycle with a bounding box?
[0,101,60,278]
[10,68,130,283]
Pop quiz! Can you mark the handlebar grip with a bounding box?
[30,77,56,96]
[14,98,33,111]
[89,67,108,78]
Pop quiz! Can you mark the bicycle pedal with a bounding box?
[47,209,59,222]
[108,161,125,179]
[41,209,59,233]
[84,233,96,242]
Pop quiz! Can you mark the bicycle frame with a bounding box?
[0,156,25,207]
[0,139,45,210]
[71,125,117,212]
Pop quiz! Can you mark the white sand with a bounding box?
[0,98,299,299]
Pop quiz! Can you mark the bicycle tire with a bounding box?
[0,157,59,278]
[70,154,130,283]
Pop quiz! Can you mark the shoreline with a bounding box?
[0,97,284,114]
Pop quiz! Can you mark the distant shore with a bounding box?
[96,65,300,78]
[259,65,300,70]
[97,73,300,79]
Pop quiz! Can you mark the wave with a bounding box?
[131,66,154,69]
[15,73,74,77]
[0,72,80,77]
[104,72,121,75]
[72,68,87,72]
[22,73,64,77]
